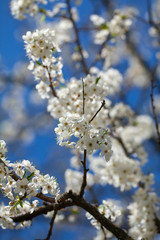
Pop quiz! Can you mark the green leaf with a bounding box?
[75,45,80,51]
[51,47,56,52]
[71,208,78,215]
[41,14,46,23]
[36,61,42,66]
[16,195,20,200]
[39,8,46,14]
[121,15,126,20]
[101,24,108,30]
[133,121,138,126]
[19,200,23,208]
[26,172,35,181]
[23,171,27,178]
[95,76,101,84]
[111,33,117,38]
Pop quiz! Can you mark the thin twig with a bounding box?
[79,78,88,197]
[78,26,97,31]
[89,41,107,69]
[45,206,58,240]
[133,14,160,32]
[101,225,107,240]
[65,0,89,75]
[82,78,85,114]
[89,100,105,124]
[44,66,58,98]
[110,133,130,158]
[147,0,152,24]
[150,65,160,146]
[88,186,99,205]
[79,149,88,197]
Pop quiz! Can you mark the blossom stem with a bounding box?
[89,100,105,124]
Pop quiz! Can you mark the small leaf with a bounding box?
[111,33,116,38]
[101,24,108,30]
[36,61,42,66]
[19,201,23,208]
[75,45,80,51]
[95,76,101,84]
[16,195,20,200]
[23,171,27,178]
[71,208,78,215]
[41,14,46,23]
[27,172,35,181]
[51,47,56,52]
[39,8,46,14]
[121,15,126,20]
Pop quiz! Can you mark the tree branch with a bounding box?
[89,100,105,124]
[79,149,88,197]
[12,191,134,240]
[69,192,134,240]
[150,65,160,146]
[45,206,58,240]
[65,0,89,75]
[45,66,58,98]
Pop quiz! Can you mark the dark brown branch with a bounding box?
[89,100,105,124]
[65,0,89,75]
[79,149,88,197]
[69,192,134,240]
[12,199,73,222]
[12,191,134,240]
[45,206,58,240]
[12,204,55,222]
[155,216,160,233]
[36,193,55,203]
[150,66,160,146]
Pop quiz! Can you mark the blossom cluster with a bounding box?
[23,29,63,97]
[47,71,122,126]
[89,154,142,191]
[10,0,48,20]
[128,174,159,240]
[86,200,122,239]
[0,140,7,159]
[90,10,132,44]
[55,113,112,161]
[0,140,60,229]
